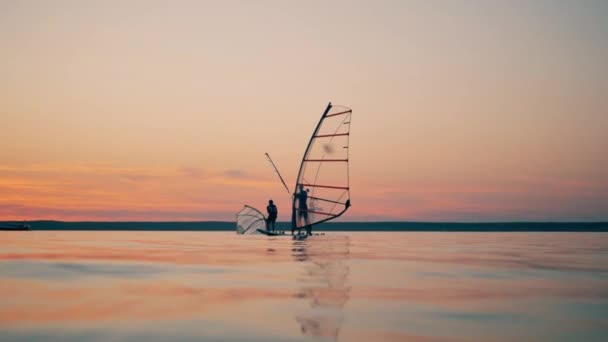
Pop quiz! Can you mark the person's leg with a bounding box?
[297,209,302,227]
[296,211,303,235]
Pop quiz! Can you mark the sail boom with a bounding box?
[325,110,352,118]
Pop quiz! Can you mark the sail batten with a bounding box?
[299,183,349,190]
[307,195,348,205]
[314,133,350,138]
[325,110,351,117]
[295,209,336,216]
[303,159,348,162]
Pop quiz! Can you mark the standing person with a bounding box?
[266,199,278,232]
[294,184,310,235]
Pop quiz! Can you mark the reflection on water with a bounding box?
[0,231,607,341]
[292,236,351,341]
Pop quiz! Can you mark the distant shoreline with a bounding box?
[2,221,607,232]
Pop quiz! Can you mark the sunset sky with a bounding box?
[2,0,607,221]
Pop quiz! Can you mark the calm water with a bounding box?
[1,232,607,342]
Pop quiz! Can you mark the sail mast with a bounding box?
[291,102,334,230]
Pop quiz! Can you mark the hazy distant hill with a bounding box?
[3,221,607,232]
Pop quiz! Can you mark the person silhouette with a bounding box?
[266,199,278,232]
[294,184,310,235]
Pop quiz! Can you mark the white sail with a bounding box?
[292,103,352,230]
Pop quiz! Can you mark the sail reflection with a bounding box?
[292,235,351,341]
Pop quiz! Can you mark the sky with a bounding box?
[1,0,607,222]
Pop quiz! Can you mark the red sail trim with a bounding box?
[299,183,349,190]
[294,208,335,216]
[313,133,349,138]
[303,159,348,162]
[308,195,347,205]
[325,110,352,118]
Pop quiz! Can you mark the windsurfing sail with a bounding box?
[236,205,266,234]
[292,103,352,230]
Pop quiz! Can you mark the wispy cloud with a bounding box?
[221,169,250,179]
[349,174,608,222]
[0,163,277,221]
[178,166,206,179]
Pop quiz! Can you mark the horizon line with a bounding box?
[3,220,607,224]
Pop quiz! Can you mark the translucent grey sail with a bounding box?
[236,205,266,234]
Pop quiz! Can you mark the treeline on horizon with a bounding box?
[3,221,607,232]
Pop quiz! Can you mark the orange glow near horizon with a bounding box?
[1,162,606,222]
